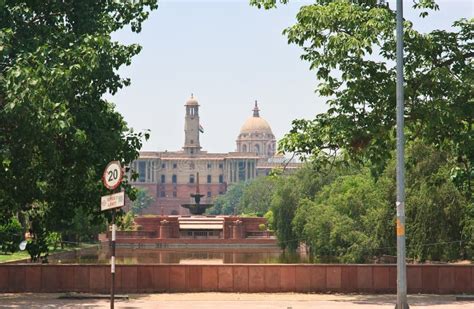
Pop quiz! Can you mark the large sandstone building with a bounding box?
[130,95,294,215]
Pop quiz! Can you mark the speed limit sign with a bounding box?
[102,161,123,190]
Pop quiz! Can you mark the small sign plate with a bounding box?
[102,161,123,190]
[101,191,125,211]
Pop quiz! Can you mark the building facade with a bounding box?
[130,95,291,215]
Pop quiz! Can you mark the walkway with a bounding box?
[1,293,473,308]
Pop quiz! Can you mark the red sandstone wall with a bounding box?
[131,216,270,240]
[1,264,472,294]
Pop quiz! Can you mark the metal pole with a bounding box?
[111,209,116,309]
[395,0,408,308]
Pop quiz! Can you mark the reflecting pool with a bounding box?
[47,246,316,264]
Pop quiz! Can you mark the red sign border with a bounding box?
[102,161,124,190]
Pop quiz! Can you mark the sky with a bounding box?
[109,0,473,153]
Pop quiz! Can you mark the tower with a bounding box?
[183,94,201,155]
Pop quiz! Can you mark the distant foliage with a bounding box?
[0,217,22,254]
[249,0,473,262]
[131,188,155,215]
[0,0,157,260]
[208,182,247,215]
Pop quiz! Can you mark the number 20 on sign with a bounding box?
[102,161,123,190]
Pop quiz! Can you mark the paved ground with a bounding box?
[0,293,473,308]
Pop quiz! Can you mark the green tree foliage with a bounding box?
[131,188,155,215]
[0,217,22,254]
[208,182,247,215]
[253,0,473,196]
[264,210,274,230]
[249,0,473,263]
[271,178,300,251]
[292,142,472,262]
[118,211,136,231]
[404,142,471,261]
[293,173,390,263]
[64,206,107,245]
[239,176,277,216]
[0,0,157,260]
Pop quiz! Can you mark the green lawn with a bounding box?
[0,251,30,263]
[0,243,97,263]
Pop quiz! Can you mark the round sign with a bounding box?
[19,240,27,251]
[102,161,123,190]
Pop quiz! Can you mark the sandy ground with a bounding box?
[0,293,473,308]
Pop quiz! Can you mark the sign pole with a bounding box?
[111,208,116,309]
[101,161,123,309]
[395,0,409,308]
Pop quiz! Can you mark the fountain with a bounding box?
[181,172,213,215]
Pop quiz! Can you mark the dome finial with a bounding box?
[253,100,260,117]
[191,93,194,98]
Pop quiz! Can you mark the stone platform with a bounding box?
[108,216,274,245]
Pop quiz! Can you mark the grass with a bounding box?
[0,251,31,263]
[0,243,98,263]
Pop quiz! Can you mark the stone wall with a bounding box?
[130,216,269,240]
[1,264,472,294]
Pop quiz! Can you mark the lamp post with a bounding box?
[395,0,408,308]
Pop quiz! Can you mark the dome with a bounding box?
[239,100,273,135]
[240,116,273,135]
[185,94,199,106]
[237,101,276,157]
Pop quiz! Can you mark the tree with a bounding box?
[0,1,157,261]
[292,172,389,263]
[0,217,22,254]
[292,142,472,263]
[403,142,471,261]
[239,176,277,216]
[252,0,473,196]
[271,178,300,251]
[131,188,155,215]
[208,182,247,215]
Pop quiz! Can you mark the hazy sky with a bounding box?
[109,0,473,153]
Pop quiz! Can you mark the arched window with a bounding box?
[242,144,247,152]
[254,144,260,154]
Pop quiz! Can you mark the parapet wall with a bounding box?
[0,264,472,294]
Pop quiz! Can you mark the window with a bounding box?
[160,191,166,197]
[190,149,194,154]
[219,175,224,183]
[254,144,260,154]
[238,161,246,181]
[207,191,211,197]
[161,174,166,183]
[207,163,212,169]
[207,175,211,183]
[190,139,194,144]
[219,191,224,195]
[189,174,195,184]
[173,163,177,169]
[161,163,166,169]
[173,191,177,197]
[138,161,146,182]
[172,174,177,184]
[219,163,223,169]
[242,144,247,152]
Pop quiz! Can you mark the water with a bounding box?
[47,246,314,264]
